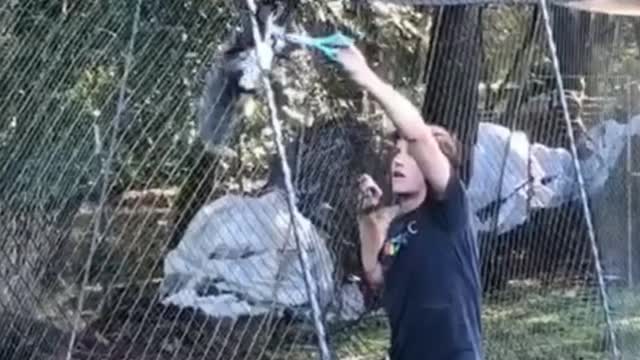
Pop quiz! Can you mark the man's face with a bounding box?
[391,139,427,197]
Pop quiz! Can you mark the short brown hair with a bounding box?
[390,125,463,170]
[430,125,463,170]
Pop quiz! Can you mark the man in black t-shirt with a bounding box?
[334,45,483,359]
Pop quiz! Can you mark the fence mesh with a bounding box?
[0,0,639,359]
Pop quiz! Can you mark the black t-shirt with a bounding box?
[379,177,483,360]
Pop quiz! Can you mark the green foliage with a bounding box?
[0,0,234,204]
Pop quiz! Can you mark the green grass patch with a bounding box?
[319,286,640,360]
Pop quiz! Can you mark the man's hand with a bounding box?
[335,45,376,88]
[357,174,399,229]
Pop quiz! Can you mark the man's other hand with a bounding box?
[357,174,400,230]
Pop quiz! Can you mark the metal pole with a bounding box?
[538,0,620,358]
[626,77,633,288]
[244,1,332,359]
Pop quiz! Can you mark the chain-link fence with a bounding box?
[1,0,639,359]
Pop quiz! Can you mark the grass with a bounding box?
[318,285,640,360]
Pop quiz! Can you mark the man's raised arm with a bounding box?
[336,45,453,197]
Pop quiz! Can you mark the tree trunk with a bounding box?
[421,5,483,185]
[551,5,592,91]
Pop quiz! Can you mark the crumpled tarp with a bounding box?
[159,191,347,319]
[469,115,640,234]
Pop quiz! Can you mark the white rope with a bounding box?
[537,1,620,358]
[243,1,332,359]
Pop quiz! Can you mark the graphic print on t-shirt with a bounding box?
[380,220,416,268]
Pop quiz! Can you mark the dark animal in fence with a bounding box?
[265,119,391,278]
